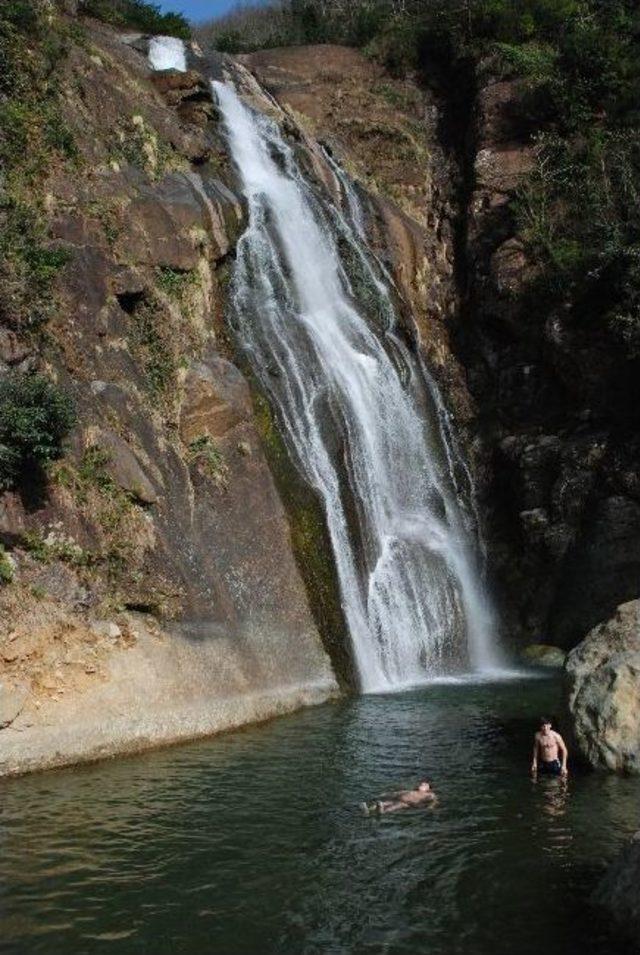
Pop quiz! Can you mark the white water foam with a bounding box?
[214,80,507,692]
[148,36,187,73]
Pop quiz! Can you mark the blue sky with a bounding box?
[157,0,268,23]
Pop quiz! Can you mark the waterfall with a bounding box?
[211,80,504,692]
[148,36,187,72]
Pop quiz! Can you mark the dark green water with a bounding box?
[1,676,639,955]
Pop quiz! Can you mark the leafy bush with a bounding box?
[0,200,72,329]
[80,0,190,39]
[0,544,14,583]
[0,374,76,491]
[156,266,195,298]
[187,435,229,487]
[517,128,640,294]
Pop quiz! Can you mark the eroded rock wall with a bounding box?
[456,61,640,649]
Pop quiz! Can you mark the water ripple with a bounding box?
[1,679,639,955]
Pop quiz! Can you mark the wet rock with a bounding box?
[595,831,640,943]
[0,684,28,729]
[521,644,566,668]
[565,600,640,773]
[151,70,206,95]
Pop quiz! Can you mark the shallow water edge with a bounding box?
[0,677,337,779]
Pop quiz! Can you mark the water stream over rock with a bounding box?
[214,80,503,690]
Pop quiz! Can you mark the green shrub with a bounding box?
[0,373,76,491]
[0,544,14,583]
[517,128,640,294]
[0,200,71,328]
[187,435,229,487]
[494,41,558,81]
[156,266,195,298]
[130,299,177,396]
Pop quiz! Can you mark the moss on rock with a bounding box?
[252,390,354,689]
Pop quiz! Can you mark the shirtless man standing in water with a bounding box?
[361,781,437,814]
[531,718,569,777]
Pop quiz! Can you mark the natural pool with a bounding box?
[1,676,638,955]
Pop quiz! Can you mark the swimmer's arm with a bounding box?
[555,732,569,774]
[531,736,539,774]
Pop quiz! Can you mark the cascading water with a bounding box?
[148,35,187,72]
[212,79,504,692]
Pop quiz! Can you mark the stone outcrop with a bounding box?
[565,601,640,773]
[595,831,640,944]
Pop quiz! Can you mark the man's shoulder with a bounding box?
[553,730,564,740]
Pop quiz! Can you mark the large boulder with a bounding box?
[565,600,640,773]
[595,831,640,944]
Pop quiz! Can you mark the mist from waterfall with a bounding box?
[213,79,503,692]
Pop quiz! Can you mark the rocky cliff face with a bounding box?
[0,20,340,774]
[454,61,640,649]
[1,25,477,775]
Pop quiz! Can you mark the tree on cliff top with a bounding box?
[80,0,190,38]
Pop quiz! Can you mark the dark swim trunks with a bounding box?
[539,759,562,776]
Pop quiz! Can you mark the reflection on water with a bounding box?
[1,678,639,955]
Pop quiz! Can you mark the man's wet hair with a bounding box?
[539,716,552,727]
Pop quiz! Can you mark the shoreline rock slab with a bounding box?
[0,621,338,778]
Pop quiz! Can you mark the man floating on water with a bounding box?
[361,780,437,814]
[531,717,569,778]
